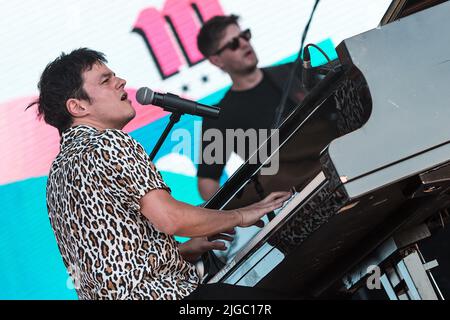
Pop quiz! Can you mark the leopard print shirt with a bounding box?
[47,125,199,299]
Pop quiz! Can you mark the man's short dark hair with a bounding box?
[27,48,107,135]
[197,14,240,57]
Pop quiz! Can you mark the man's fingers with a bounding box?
[259,199,287,215]
[252,220,265,228]
[267,200,286,212]
[223,228,236,235]
[261,191,291,204]
[209,233,234,242]
[209,241,227,251]
[274,192,292,203]
[238,192,291,228]
[259,196,289,211]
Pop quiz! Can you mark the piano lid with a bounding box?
[380,0,448,26]
[329,1,450,199]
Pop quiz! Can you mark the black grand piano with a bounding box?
[201,0,450,299]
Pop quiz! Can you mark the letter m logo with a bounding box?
[133,0,224,79]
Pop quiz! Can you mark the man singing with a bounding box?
[28,48,290,300]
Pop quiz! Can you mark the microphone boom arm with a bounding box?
[149,112,183,161]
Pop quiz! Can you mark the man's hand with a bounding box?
[234,191,292,228]
[178,229,235,263]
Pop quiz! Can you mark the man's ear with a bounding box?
[208,55,224,69]
[66,98,88,118]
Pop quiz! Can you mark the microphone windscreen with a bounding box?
[136,87,154,105]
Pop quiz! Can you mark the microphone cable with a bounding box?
[304,43,333,65]
[271,0,321,129]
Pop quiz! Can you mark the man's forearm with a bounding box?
[166,199,241,237]
[140,189,241,237]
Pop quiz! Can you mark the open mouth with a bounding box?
[120,92,128,101]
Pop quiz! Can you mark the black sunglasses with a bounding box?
[214,29,252,55]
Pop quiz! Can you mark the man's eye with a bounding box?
[102,78,109,84]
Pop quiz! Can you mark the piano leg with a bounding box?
[343,225,444,300]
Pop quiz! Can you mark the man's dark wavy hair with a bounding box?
[197,14,240,57]
[27,48,107,135]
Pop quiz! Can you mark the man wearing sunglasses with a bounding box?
[196,14,306,201]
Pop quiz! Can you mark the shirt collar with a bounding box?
[60,125,99,147]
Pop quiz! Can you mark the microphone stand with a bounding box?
[149,111,183,161]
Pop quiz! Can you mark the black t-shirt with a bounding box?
[197,71,295,180]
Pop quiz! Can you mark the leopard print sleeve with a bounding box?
[88,129,171,202]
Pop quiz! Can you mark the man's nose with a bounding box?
[116,77,126,89]
[239,37,250,48]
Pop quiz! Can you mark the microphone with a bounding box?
[136,87,220,119]
[302,45,314,92]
